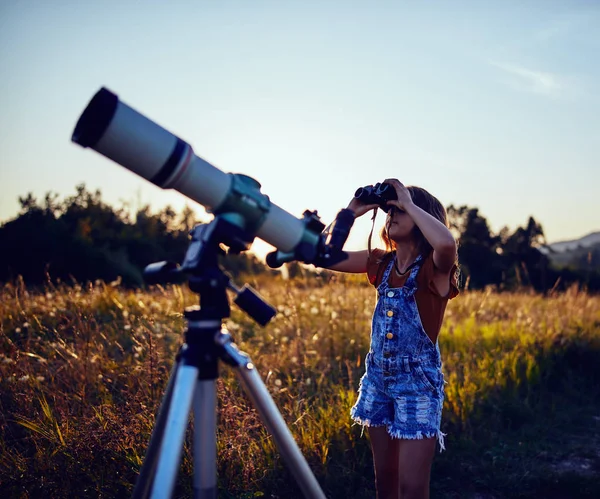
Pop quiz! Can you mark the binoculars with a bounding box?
[354,182,397,212]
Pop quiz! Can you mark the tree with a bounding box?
[447,205,503,290]
[501,217,550,291]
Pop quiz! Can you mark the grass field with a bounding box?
[1,275,599,498]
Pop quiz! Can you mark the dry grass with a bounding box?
[1,275,599,498]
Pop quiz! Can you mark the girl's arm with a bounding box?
[324,197,379,273]
[384,178,457,273]
[326,249,370,273]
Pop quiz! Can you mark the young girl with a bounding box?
[327,178,459,499]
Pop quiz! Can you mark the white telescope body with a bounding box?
[72,88,307,253]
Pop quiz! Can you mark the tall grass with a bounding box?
[1,276,599,498]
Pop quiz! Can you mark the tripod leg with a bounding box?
[132,364,179,499]
[192,380,217,499]
[150,363,199,499]
[225,345,326,499]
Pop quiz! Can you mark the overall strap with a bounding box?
[377,253,396,291]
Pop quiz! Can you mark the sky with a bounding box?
[1,1,599,260]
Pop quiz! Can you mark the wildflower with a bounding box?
[124,325,132,331]
[36,376,45,382]
[274,379,282,387]
[15,328,21,334]
[98,374,103,380]
[19,375,30,382]
[226,321,240,331]
[23,322,30,328]
[291,356,298,364]
[46,292,53,299]
[331,311,338,320]
[305,378,312,386]
[310,307,319,315]
[312,334,319,342]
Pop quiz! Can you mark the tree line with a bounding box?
[447,205,599,292]
[1,185,598,292]
[0,185,270,288]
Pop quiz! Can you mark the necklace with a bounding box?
[393,255,418,276]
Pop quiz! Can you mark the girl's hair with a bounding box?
[380,186,449,255]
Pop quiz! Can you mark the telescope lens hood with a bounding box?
[72,87,118,148]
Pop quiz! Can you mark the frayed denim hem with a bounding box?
[386,429,447,452]
[350,413,393,437]
[351,412,447,452]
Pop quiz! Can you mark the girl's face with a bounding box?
[386,206,416,241]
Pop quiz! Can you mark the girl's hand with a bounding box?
[383,178,414,211]
[347,196,379,218]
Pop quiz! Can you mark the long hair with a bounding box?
[380,186,450,256]
[373,185,460,289]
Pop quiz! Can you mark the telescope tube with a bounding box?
[72,87,311,253]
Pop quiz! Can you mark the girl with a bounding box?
[327,178,459,499]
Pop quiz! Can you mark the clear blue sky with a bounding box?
[1,1,598,259]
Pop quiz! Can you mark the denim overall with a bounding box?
[350,254,446,450]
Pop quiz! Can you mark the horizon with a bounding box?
[1,1,599,260]
[1,180,596,263]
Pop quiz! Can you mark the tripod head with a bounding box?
[144,215,277,326]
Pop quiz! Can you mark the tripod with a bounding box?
[131,217,326,499]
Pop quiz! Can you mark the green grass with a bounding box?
[1,276,599,498]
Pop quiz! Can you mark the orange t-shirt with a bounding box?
[366,249,459,344]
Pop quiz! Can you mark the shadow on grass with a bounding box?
[431,336,600,499]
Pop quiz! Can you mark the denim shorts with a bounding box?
[351,352,445,447]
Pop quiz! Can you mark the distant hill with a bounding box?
[541,231,600,269]
[544,231,600,253]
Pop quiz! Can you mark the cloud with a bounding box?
[490,61,566,98]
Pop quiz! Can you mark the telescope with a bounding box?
[72,88,351,497]
[71,87,353,268]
